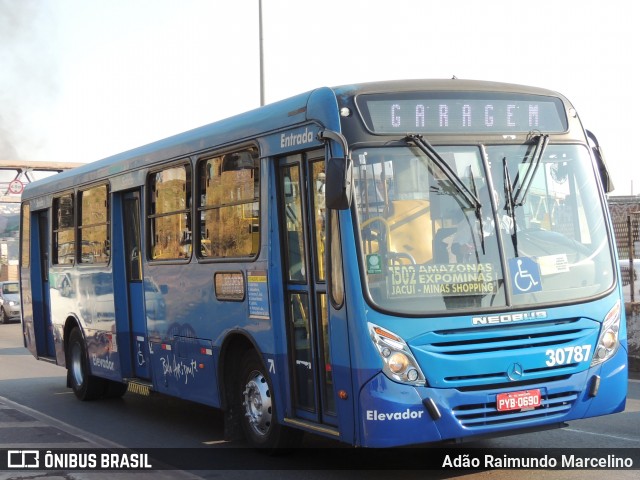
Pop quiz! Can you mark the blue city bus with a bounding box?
[19,79,627,448]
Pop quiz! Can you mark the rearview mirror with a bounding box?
[325,156,353,210]
[586,130,614,193]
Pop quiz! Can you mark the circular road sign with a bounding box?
[8,179,24,195]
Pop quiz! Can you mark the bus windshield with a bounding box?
[353,142,614,314]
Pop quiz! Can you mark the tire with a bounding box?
[67,327,107,400]
[237,350,302,450]
[0,307,6,324]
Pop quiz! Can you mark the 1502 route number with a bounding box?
[545,345,592,367]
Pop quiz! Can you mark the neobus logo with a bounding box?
[472,310,547,326]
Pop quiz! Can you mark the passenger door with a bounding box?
[29,210,55,358]
[112,189,151,380]
[123,190,152,379]
[278,151,337,427]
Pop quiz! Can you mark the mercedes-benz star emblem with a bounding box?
[507,363,524,381]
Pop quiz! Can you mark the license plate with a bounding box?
[496,389,542,411]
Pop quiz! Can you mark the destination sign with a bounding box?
[388,262,497,298]
[357,92,567,134]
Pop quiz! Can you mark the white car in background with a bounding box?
[0,281,21,324]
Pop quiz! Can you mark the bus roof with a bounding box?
[332,78,565,99]
[21,79,569,200]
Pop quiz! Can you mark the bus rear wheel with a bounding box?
[67,327,107,401]
[238,350,301,450]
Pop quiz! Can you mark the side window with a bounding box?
[330,210,344,306]
[79,185,110,264]
[21,203,30,268]
[53,194,75,265]
[148,164,192,260]
[198,147,260,258]
[311,160,326,281]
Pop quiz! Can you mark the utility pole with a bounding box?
[259,0,265,106]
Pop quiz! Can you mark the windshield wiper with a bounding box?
[407,134,485,258]
[503,156,518,257]
[502,132,548,258]
[406,134,480,211]
[468,165,485,255]
[513,133,549,206]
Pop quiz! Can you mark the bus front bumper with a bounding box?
[357,346,627,448]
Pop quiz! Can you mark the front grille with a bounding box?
[452,389,579,429]
[454,374,571,393]
[430,318,586,355]
[412,317,600,389]
[444,364,578,388]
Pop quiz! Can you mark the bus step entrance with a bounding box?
[37,356,57,364]
[283,417,340,438]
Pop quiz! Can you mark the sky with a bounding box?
[1,0,639,194]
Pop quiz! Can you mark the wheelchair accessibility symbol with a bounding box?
[509,257,542,294]
[137,341,146,366]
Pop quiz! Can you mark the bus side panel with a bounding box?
[144,264,221,407]
[149,335,218,406]
[58,268,122,382]
[84,320,122,382]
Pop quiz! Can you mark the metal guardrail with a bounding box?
[613,213,640,303]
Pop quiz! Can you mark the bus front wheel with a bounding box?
[67,327,106,401]
[237,350,301,450]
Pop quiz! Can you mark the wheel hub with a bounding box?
[242,371,272,437]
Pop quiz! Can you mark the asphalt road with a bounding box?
[1,322,639,479]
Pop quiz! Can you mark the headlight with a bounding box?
[388,352,409,374]
[9,301,17,306]
[369,323,426,386]
[591,300,621,367]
